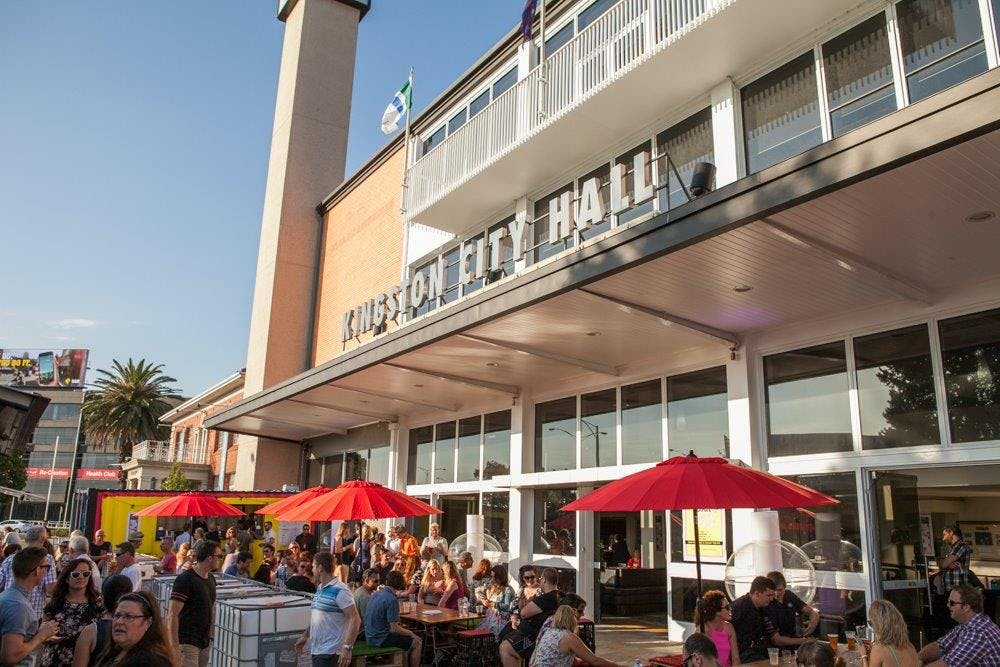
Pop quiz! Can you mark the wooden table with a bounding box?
[399,602,484,657]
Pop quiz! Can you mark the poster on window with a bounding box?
[682,509,726,563]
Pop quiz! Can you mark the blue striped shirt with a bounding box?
[309,578,355,656]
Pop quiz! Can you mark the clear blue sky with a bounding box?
[1,1,523,396]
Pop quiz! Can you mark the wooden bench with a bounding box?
[349,640,405,667]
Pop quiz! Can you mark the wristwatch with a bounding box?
[342,644,353,652]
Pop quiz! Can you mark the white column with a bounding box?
[710,78,745,188]
[507,396,529,588]
[391,420,408,492]
[726,346,757,558]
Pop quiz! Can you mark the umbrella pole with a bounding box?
[694,509,703,596]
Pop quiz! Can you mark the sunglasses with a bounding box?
[523,575,536,581]
[70,570,92,579]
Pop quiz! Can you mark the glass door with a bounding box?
[871,471,928,646]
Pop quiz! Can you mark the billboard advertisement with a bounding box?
[0,349,89,388]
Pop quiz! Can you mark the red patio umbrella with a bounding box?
[278,480,443,522]
[134,492,245,518]
[254,485,333,517]
[561,453,838,593]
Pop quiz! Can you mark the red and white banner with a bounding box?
[25,467,71,479]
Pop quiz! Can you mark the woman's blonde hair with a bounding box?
[420,559,441,589]
[442,560,459,582]
[868,599,912,649]
[551,605,579,634]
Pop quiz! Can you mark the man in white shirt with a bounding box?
[114,542,143,591]
[295,552,361,667]
[420,523,448,563]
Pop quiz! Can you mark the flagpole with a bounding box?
[399,67,413,282]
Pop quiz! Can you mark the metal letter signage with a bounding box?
[341,175,613,342]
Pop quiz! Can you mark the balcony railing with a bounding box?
[132,440,209,466]
[405,0,732,217]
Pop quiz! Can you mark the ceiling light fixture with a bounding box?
[486,362,501,367]
[585,331,601,337]
[412,383,424,388]
[733,285,753,293]
[965,210,996,223]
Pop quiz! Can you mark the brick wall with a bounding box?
[313,147,405,364]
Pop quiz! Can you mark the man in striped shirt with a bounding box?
[295,551,361,667]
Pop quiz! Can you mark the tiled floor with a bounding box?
[595,614,682,664]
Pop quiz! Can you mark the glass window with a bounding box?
[407,426,433,485]
[854,325,939,449]
[368,446,390,486]
[447,108,467,135]
[307,455,323,487]
[457,416,482,482]
[622,379,663,465]
[577,163,611,240]
[483,410,511,479]
[939,307,1000,443]
[615,141,654,225]
[671,577,726,622]
[344,450,367,481]
[581,388,617,468]
[896,0,987,103]
[434,421,456,484]
[486,217,515,283]
[742,51,823,173]
[531,184,575,264]
[670,510,734,564]
[483,492,510,552]
[545,22,574,55]
[442,245,461,305]
[667,367,729,459]
[41,403,80,422]
[656,108,714,211]
[322,453,344,486]
[765,342,854,456]
[31,427,77,445]
[469,90,490,119]
[578,0,617,31]
[534,488,577,554]
[822,13,897,137]
[492,68,518,99]
[535,397,577,472]
[463,232,485,296]
[778,472,863,573]
[421,125,446,156]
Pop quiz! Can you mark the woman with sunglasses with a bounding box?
[40,558,104,666]
[692,590,740,667]
[72,575,134,667]
[96,590,177,666]
[516,565,540,610]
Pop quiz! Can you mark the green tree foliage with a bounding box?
[161,462,194,491]
[0,452,27,491]
[82,359,181,488]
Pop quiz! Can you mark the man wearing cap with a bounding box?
[0,526,57,617]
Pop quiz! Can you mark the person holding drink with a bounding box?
[858,600,918,667]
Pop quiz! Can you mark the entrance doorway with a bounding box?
[594,511,667,632]
[870,465,1000,645]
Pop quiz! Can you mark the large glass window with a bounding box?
[441,245,461,305]
[411,259,437,318]
[545,22,574,55]
[421,125,446,156]
[581,388,617,468]
[615,141,654,225]
[656,108,714,211]
[742,52,823,173]
[457,416,482,482]
[534,488,577,555]
[469,90,490,119]
[764,342,854,456]
[344,451,367,481]
[531,184,574,264]
[778,472,863,573]
[622,379,663,465]
[896,0,988,103]
[483,492,510,552]
[368,446,390,486]
[939,307,1000,443]
[434,421,456,484]
[407,426,433,485]
[822,13,897,137]
[577,163,611,240]
[671,577,726,622]
[483,411,511,479]
[670,510,734,564]
[447,108,467,135]
[492,68,518,99]
[667,367,729,459]
[463,232,486,295]
[322,453,344,486]
[31,427,77,445]
[578,0,617,30]
[41,403,80,422]
[535,397,577,472]
[854,325,939,449]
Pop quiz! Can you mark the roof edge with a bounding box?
[161,371,246,423]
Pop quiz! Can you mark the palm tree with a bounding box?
[83,359,182,487]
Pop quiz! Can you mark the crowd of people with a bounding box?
[689,539,1000,667]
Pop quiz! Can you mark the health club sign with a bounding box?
[342,152,654,342]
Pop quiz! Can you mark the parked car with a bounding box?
[0,520,34,533]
